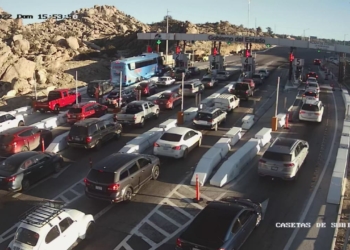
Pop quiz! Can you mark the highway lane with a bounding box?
[0,47,289,248]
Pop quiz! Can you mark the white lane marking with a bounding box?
[166,199,195,219]
[156,210,182,228]
[12,193,21,198]
[136,231,156,247]
[52,164,71,178]
[94,204,114,220]
[283,91,338,249]
[146,220,170,237]
[123,242,133,250]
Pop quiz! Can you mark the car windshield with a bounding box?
[87,169,115,183]
[160,77,168,81]
[139,83,149,88]
[160,133,182,142]
[302,104,320,111]
[201,78,211,82]
[308,83,318,88]
[159,93,171,99]
[15,227,39,247]
[195,112,213,121]
[217,72,225,75]
[69,125,88,136]
[68,108,83,113]
[263,151,292,162]
[235,84,249,90]
[259,70,265,73]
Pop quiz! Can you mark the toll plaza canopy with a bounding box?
[137,33,350,54]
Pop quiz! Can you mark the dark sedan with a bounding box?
[176,197,262,250]
[0,151,63,192]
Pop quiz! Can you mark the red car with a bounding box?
[314,59,321,65]
[67,102,108,124]
[154,92,182,109]
[135,82,157,96]
[0,126,52,156]
[242,78,255,89]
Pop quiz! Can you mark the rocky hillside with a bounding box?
[0,5,269,109]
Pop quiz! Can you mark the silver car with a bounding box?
[258,138,309,180]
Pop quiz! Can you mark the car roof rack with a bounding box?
[19,199,65,228]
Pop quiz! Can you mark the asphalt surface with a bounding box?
[0,47,333,250]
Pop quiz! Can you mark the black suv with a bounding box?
[84,153,160,203]
[67,118,122,150]
[230,82,253,101]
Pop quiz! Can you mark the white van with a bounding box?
[213,94,240,112]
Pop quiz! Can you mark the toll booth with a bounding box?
[173,54,190,68]
[241,56,256,78]
[209,55,225,70]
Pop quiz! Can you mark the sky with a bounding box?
[1,0,349,41]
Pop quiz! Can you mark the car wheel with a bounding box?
[214,123,218,131]
[123,187,133,202]
[21,146,29,152]
[95,140,102,150]
[154,110,159,119]
[54,162,62,173]
[151,165,160,180]
[54,104,60,114]
[18,121,25,126]
[114,130,121,140]
[140,118,145,127]
[84,221,95,240]
[182,148,188,159]
[22,179,30,191]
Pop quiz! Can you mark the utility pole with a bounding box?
[248,0,250,35]
[165,9,170,63]
[255,18,257,36]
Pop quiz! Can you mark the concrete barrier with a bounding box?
[159,119,177,130]
[344,119,350,127]
[31,122,46,129]
[224,127,242,146]
[210,138,261,187]
[277,113,286,128]
[190,137,231,186]
[327,171,345,204]
[184,107,198,122]
[342,126,350,136]
[340,136,350,149]
[254,127,272,147]
[336,148,348,161]
[57,111,68,125]
[118,144,139,153]
[14,106,33,116]
[242,114,255,130]
[120,127,164,154]
[146,85,180,102]
[46,131,69,153]
[99,113,114,122]
[41,117,59,130]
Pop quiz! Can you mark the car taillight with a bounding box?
[245,91,249,94]
[5,176,16,182]
[228,105,230,108]
[167,101,171,105]
[67,135,72,141]
[315,112,320,116]
[259,159,266,163]
[108,183,119,192]
[208,119,213,122]
[154,100,158,104]
[172,146,181,150]
[84,178,91,186]
[86,136,92,143]
[176,238,182,247]
[302,95,305,97]
[284,163,295,167]
[154,143,160,147]
[133,116,137,120]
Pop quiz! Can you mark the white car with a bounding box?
[227,81,238,93]
[305,81,320,93]
[153,127,202,159]
[0,111,25,132]
[157,76,175,86]
[302,90,319,103]
[8,200,94,250]
[299,100,324,123]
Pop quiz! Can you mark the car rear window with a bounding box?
[15,227,39,246]
[160,133,182,142]
[305,92,317,97]
[184,84,193,89]
[126,104,143,114]
[235,84,249,90]
[0,134,15,144]
[87,169,115,183]
[253,75,261,78]
[69,125,88,136]
[47,91,62,101]
[263,151,292,162]
[308,83,317,87]
[160,77,167,81]
[68,108,83,113]
[175,69,185,73]
[139,83,148,87]
[201,78,211,82]
[217,72,225,75]
[195,113,213,121]
[0,158,19,173]
[301,104,320,111]
[159,93,171,99]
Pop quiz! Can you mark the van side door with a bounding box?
[127,161,142,190]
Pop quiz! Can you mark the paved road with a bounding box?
[0,47,304,249]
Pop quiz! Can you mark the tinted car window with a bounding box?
[175,69,185,73]
[301,104,320,111]
[184,84,193,89]
[70,126,88,136]
[201,78,211,82]
[0,134,14,144]
[235,84,249,90]
[47,92,62,101]
[45,226,60,244]
[87,169,115,183]
[305,92,317,97]
[160,133,182,142]
[15,227,39,246]
[68,108,83,113]
[126,104,142,114]
[159,93,172,99]
[0,157,23,173]
[195,113,213,121]
[263,151,292,161]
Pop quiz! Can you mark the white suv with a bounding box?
[193,107,227,131]
[299,100,324,123]
[8,200,94,250]
[302,90,319,103]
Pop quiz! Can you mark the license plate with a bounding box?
[271,166,278,171]
[95,186,102,190]
[308,113,312,116]
[74,137,81,141]
[72,115,76,118]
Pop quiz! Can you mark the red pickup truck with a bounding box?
[33,89,81,113]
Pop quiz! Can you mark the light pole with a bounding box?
[303,28,309,41]
[247,0,250,35]
[344,34,348,45]
[165,9,170,63]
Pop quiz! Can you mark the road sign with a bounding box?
[309,43,335,51]
[156,40,161,45]
[293,58,304,66]
[241,57,253,64]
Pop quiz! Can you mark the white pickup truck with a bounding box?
[8,200,94,250]
[116,100,160,127]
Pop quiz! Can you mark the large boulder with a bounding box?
[13,39,30,54]
[66,37,80,50]
[35,69,47,84]
[1,57,36,82]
